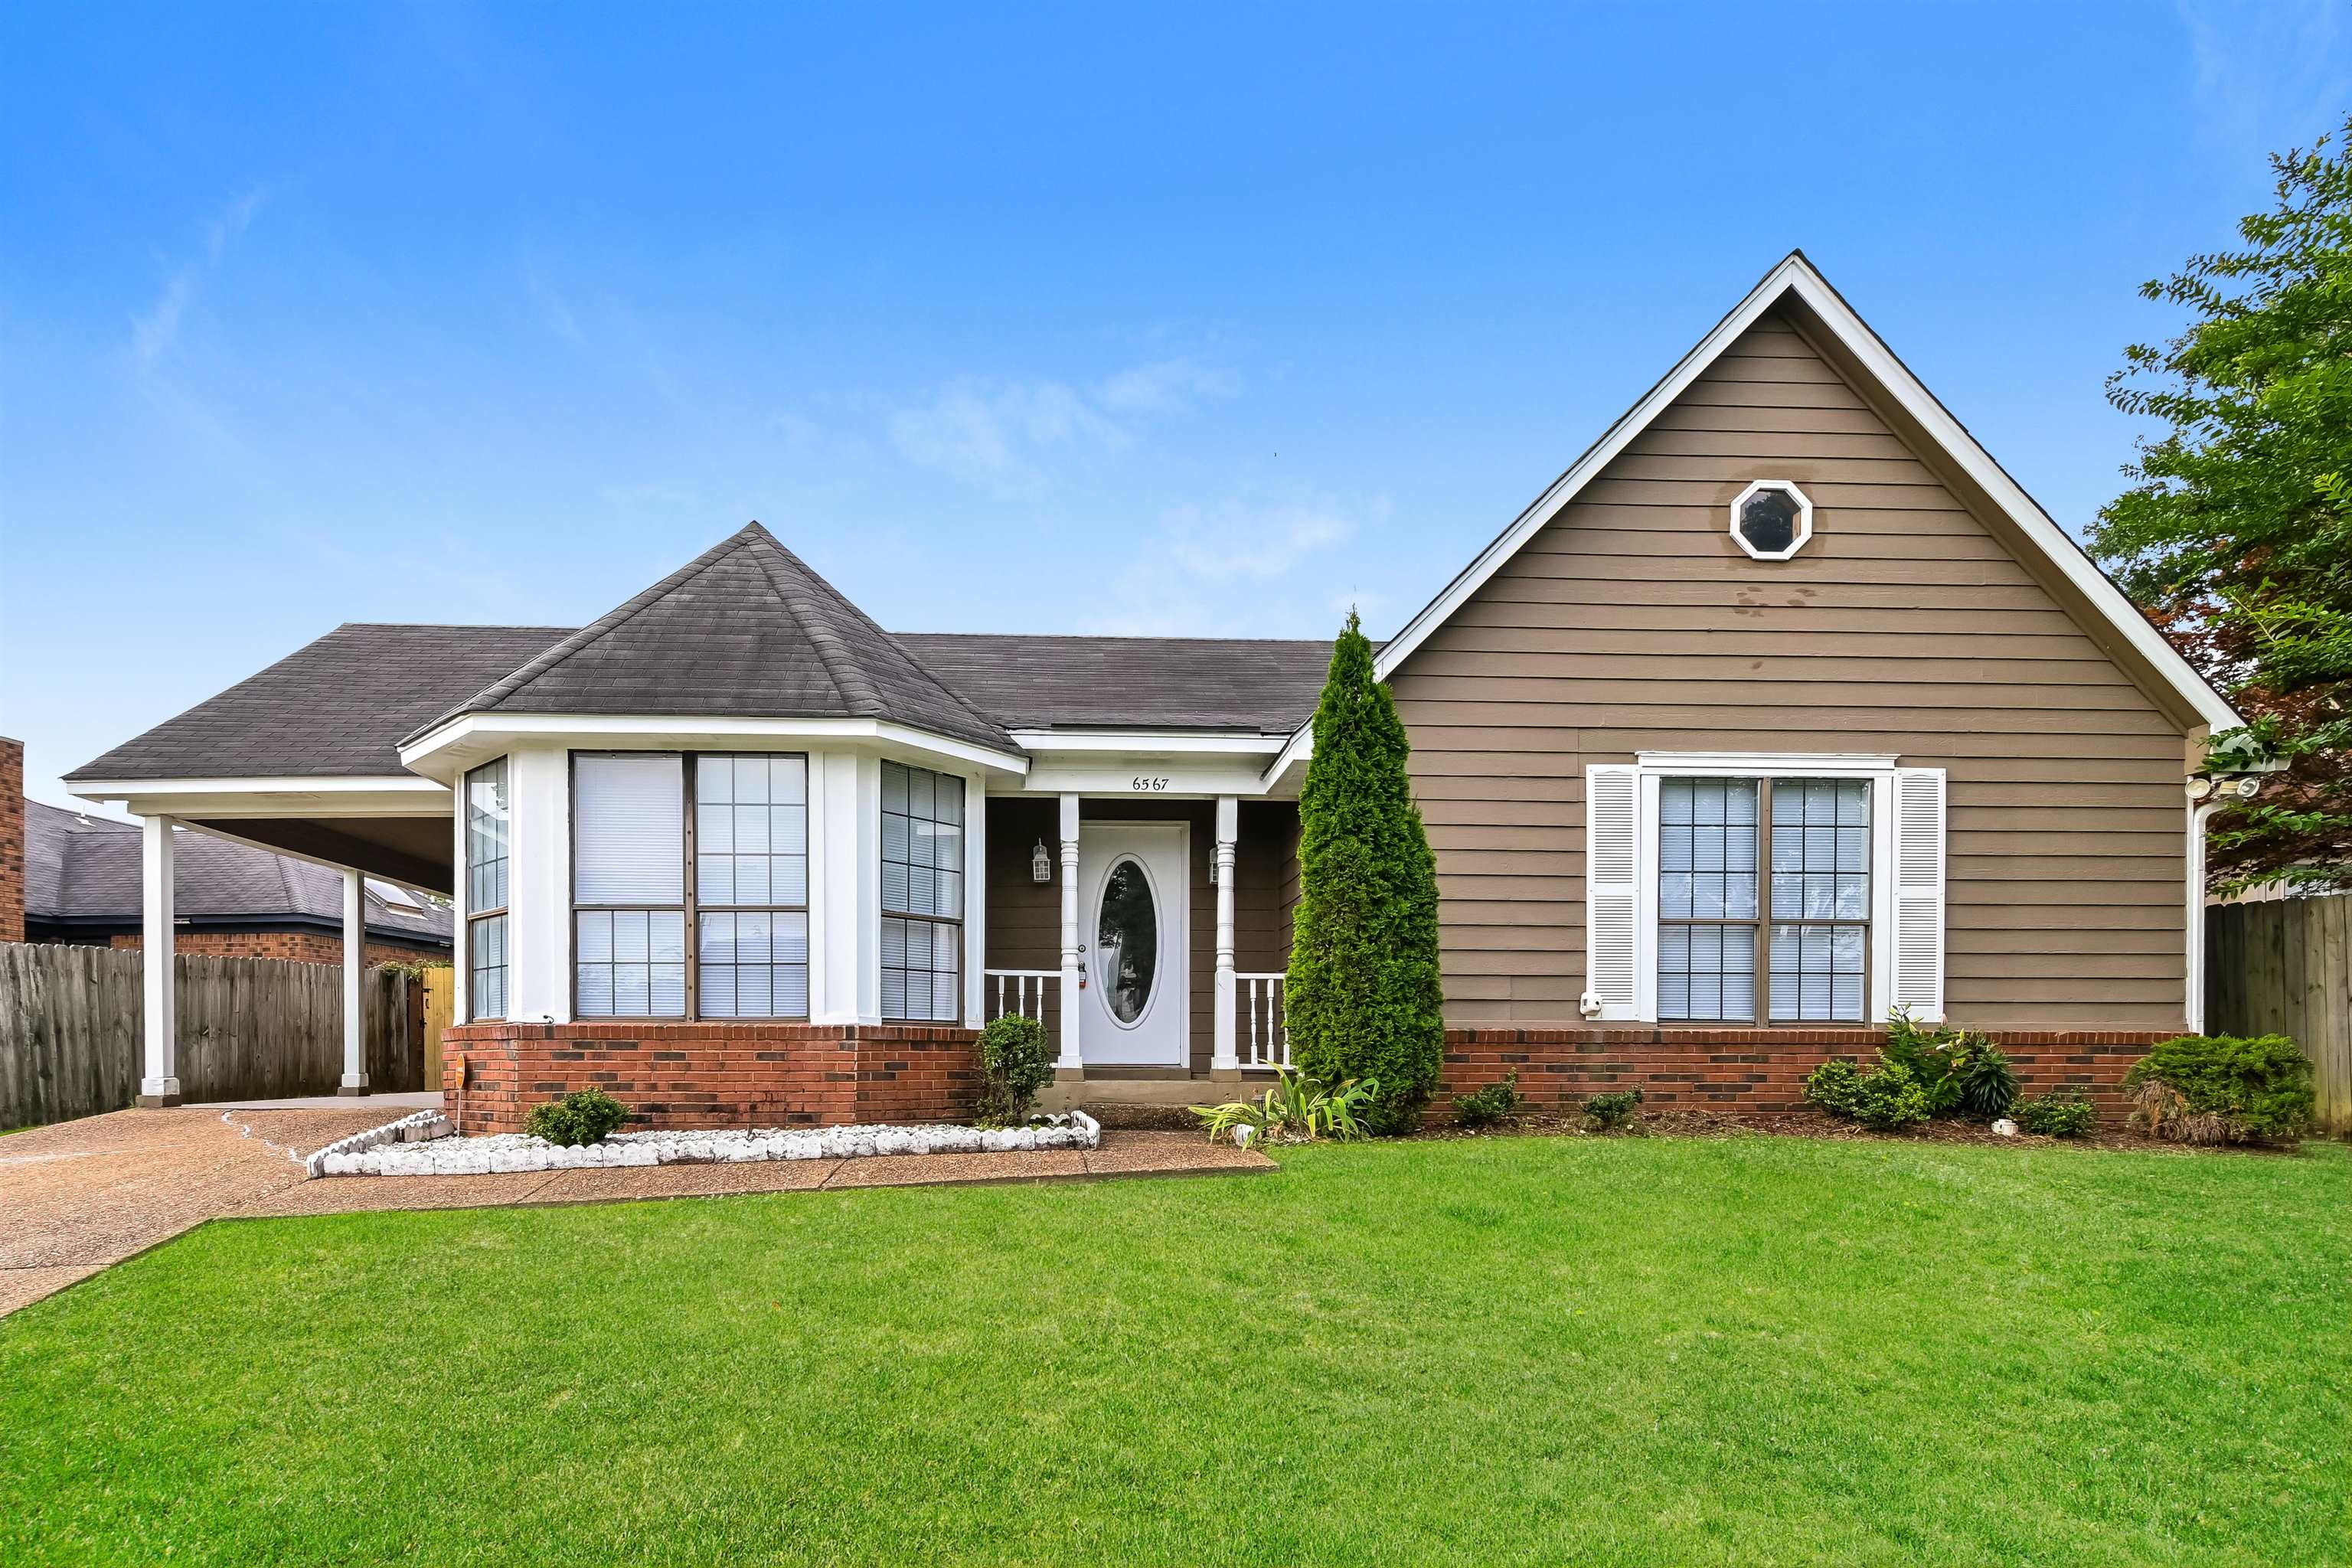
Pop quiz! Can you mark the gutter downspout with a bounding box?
[2184,795,2223,1037]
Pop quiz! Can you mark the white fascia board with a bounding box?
[70,775,449,819]
[1370,252,2241,734]
[1005,729,1290,757]
[1635,751,1898,776]
[400,712,1031,779]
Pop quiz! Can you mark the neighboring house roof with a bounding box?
[410,522,1015,753]
[23,800,452,946]
[67,623,572,782]
[893,635,1333,733]
[1370,249,2242,733]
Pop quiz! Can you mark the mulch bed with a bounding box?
[1419,1104,2301,1156]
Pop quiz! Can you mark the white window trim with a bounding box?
[1628,753,1899,1025]
[1729,479,1814,561]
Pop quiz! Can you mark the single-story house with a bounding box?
[66,254,2242,1128]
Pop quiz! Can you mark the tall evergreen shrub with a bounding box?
[1285,611,1444,1133]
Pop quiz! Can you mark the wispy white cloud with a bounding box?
[524,267,586,347]
[1086,491,1377,637]
[131,186,269,368]
[1095,356,1238,415]
[887,354,1236,498]
[2176,0,2352,158]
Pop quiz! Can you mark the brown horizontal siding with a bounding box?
[1392,311,2191,1032]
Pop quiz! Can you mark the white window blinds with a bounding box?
[574,754,684,905]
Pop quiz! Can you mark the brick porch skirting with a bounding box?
[1436,1027,2171,1124]
[439,1022,981,1135]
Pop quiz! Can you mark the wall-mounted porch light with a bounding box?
[1032,840,1052,883]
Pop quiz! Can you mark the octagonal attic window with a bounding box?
[1730,479,1813,560]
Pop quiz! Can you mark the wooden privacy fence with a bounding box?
[2206,893,2352,1135]
[0,945,427,1130]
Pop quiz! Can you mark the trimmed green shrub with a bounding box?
[2015,1089,2097,1138]
[1453,1071,1525,1129]
[1881,1011,2017,1119]
[1583,1087,1644,1132]
[1804,1056,1931,1132]
[1285,611,1445,1135]
[2124,1034,2314,1145]
[973,1013,1055,1127]
[527,1089,630,1146]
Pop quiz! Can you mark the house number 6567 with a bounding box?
[1131,776,1169,792]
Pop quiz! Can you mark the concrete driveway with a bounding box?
[0,1104,394,1316]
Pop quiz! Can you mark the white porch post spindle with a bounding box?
[1212,795,1239,1075]
[340,867,369,1094]
[137,814,180,1106]
[1055,792,1082,1073]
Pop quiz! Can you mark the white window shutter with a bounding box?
[1890,767,1946,1022]
[1584,765,1640,1021]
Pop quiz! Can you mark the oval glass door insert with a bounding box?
[1094,856,1159,1025]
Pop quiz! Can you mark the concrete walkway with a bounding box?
[0,1109,1270,1318]
[0,1104,394,1316]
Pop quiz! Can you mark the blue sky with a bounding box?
[5,2,2350,812]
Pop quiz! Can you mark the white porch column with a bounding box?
[136,814,180,1106]
[1211,795,1240,1076]
[962,769,987,1027]
[1056,792,1082,1073]
[339,867,370,1094]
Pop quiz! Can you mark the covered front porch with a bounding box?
[980,792,1298,1102]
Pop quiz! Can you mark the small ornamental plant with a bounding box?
[2124,1034,2314,1145]
[2015,1089,2097,1138]
[1453,1070,1526,1129]
[1804,1057,1931,1132]
[974,1014,1054,1128]
[526,1089,631,1147]
[1583,1087,1644,1132]
[1882,1010,2017,1120]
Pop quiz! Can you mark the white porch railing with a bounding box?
[984,969,1058,1023]
[1237,972,1289,1070]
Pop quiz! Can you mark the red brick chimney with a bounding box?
[0,737,22,943]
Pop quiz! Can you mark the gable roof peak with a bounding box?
[1367,250,2239,733]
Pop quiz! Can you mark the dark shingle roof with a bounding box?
[416,523,1014,753]
[892,634,1333,733]
[24,800,452,944]
[68,624,571,782]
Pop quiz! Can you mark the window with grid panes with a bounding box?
[879,761,962,1021]
[1656,776,1870,1024]
[465,757,509,1021]
[694,754,809,1018]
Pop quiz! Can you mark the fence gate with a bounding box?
[421,965,454,1088]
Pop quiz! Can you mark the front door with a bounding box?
[1078,822,1189,1067]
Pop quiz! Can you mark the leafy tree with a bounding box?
[1285,610,1444,1133]
[2091,118,2352,892]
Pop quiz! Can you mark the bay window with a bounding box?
[880,761,963,1021]
[465,757,509,1021]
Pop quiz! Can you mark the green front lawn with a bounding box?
[5,1137,2347,1566]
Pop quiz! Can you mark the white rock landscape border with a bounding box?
[310,1112,1102,1178]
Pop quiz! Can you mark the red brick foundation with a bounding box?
[1436,1026,2167,1124]
[439,1021,982,1134]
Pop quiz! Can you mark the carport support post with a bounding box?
[338,867,369,1095]
[136,814,180,1106]
[1211,795,1240,1079]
